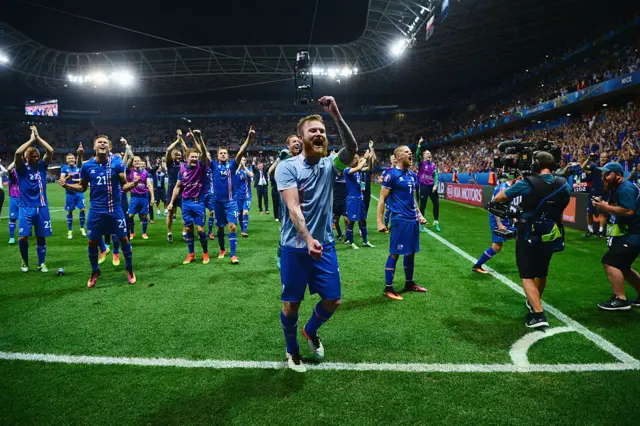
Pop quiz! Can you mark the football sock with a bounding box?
[141,217,148,235]
[361,225,368,243]
[208,217,214,235]
[198,231,208,254]
[98,236,107,253]
[280,311,300,355]
[36,237,46,265]
[112,235,120,254]
[385,255,398,287]
[19,238,28,264]
[88,245,99,272]
[476,247,496,267]
[217,228,225,251]
[128,217,135,235]
[79,211,86,229]
[66,213,73,231]
[186,231,195,254]
[403,254,415,283]
[122,241,133,269]
[229,232,237,256]
[346,222,354,243]
[8,219,16,239]
[588,224,594,233]
[242,213,249,233]
[305,301,334,338]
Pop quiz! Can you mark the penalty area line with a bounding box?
[0,351,639,373]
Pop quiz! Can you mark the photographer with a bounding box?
[494,152,570,328]
[592,162,640,311]
[581,152,609,237]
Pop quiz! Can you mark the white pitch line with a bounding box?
[370,195,640,366]
[1,351,639,373]
[510,327,573,366]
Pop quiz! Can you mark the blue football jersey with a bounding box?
[211,159,239,201]
[205,166,215,195]
[81,155,127,213]
[61,165,82,194]
[382,167,418,222]
[234,168,252,199]
[16,160,48,207]
[344,168,363,199]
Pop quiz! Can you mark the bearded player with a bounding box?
[59,135,138,287]
[60,144,87,239]
[165,130,188,243]
[377,145,428,301]
[275,96,357,372]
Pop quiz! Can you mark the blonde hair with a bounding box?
[297,114,324,134]
[394,145,409,158]
[94,135,112,146]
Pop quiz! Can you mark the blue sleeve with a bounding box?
[61,165,69,175]
[38,160,48,172]
[344,167,352,175]
[617,185,637,210]
[505,180,531,199]
[382,171,395,189]
[177,172,182,182]
[230,160,238,173]
[80,164,89,182]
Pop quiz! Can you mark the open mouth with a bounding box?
[312,138,324,147]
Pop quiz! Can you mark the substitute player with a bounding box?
[165,130,188,243]
[377,145,428,301]
[234,156,254,238]
[167,130,210,264]
[127,155,155,240]
[211,126,254,264]
[6,164,20,244]
[416,139,441,233]
[60,135,138,287]
[275,96,357,372]
[332,171,348,241]
[14,125,54,273]
[344,152,375,249]
[60,144,87,239]
[154,157,168,218]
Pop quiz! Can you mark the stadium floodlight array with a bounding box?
[0,51,9,64]
[304,67,359,78]
[67,69,135,87]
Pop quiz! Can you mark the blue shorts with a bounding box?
[87,209,128,240]
[155,187,167,204]
[389,219,420,255]
[237,197,252,213]
[347,197,367,222]
[65,192,86,212]
[182,199,205,227]
[18,206,52,238]
[204,193,216,212]
[9,196,19,220]
[128,195,149,215]
[214,199,238,227]
[280,244,341,302]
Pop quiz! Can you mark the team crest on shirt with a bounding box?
[384,174,390,182]
[90,170,95,174]
[183,172,188,178]
[399,177,404,182]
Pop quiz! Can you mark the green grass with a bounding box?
[1,184,639,425]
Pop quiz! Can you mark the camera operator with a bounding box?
[494,152,570,328]
[592,162,640,310]
[581,152,609,238]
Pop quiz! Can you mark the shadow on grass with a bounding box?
[338,296,391,313]
[441,308,523,349]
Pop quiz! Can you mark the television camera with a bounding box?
[493,139,562,174]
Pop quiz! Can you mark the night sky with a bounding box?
[4,0,369,51]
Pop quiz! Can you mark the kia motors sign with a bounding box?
[445,183,484,207]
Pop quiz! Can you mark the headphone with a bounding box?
[530,151,542,174]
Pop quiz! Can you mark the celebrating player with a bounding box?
[234,157,254,238]
[60,135,138,287]
[416,139,441,232]
[153,157,168,218]
[167,130,210,264]
[204,152,217,240]
[126,155,155,240]
[332,171,348,241]
[377,145,428,301]
[165,130,188,243]
[14,126,54,272]
[5,163,20,244]
[344,152,375,249]
[60,144,87,239]
[211,126,254,264]
[275,96,357,372]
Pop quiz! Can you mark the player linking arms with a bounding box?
[60,143,87,239]
[60,135,139,287]
[167,130,210,264]
[14,125,54,272]
[377,145,428,301]
[165,130,188,243]
[344,151,375,249]
[126,152,155,240]
[275,96,357,372]
[234,157,254,237]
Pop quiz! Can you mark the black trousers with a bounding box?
[257,185,269,212]
[0,187,4,217]
[271,187,281,220]
[363,190,371,215]
[419,184,439,221]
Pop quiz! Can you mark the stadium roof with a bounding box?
[0,0,636,98]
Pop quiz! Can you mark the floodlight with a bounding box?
[390,39,408,57]
[0,53,9,64]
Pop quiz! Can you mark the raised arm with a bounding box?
[31,126,54,166]
[268,159,280,177]
[347,157,368,174]
[319,96,357,168]
[245,166,254,178]
[235,125,255,163]
[14,130,36,169]
[192,130,208,164]
[77,143,84,167]
[122,139,134,169]
[165,130,183,163]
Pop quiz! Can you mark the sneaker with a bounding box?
[362,242,376,248]
[286,352,306,373]
[202,253,210,264]
[241,232,248,238]
[260,211,264,215]
[67,231,73,240]
[208,233,216,240]
[218,250,226,259]
[350,243,360,250]
[150,220,155,225]
[183,253,196,264]
[301,328,325,360]
[631,297,640,307]
[87,270,101,288]
[157,210,162,217]
[434,223,441,232]
[336,235,344,242]
[80,228,87,237]
[419,225,427,233]
[276,257,281,270]
[596,232,604,239]
[141,233,149,240]
[8,238,15,245]
[275,218,280,222]
[38,263,49,273]
[127,270,137,284]
[384,288,404,301]
[343,239,350,245]
[167,233,174,244]
[598,295,632,311]
[182,232,187,241]
[526,300,533,314]
[230,256,239,264]
[266,211,270,215]
[173,215,176,220]
[112,253,121,266]
[525,312,549,328]
[472,264,489,274]
[20,260,28,273]
[164,209,168,216]
[403,281,429,292]
[98,247,110,265]
[129,233,135,240]
[583,231,594,237]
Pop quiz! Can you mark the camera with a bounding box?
[493,139,562,174]
[294,51,314,105]
[485,200,522,240]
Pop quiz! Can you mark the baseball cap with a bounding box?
[598,161,624,174]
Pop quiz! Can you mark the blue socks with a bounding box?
[88,245,99,271]
[385,255,398,287]
[346,222,354,244]
[186,232,195,254]
[66,213,73,231]
[476,247,496,267]
[141,217,148,235]
[208,217,214,235]
[98,236,107,253]
[122,241,133,269]
[403,254,415,283]
[305,301,334,338]
[36,237,46,266]
[361,225,368,244]
[229,232,237,256]
[112,235,120,254]
[217,228,225,251]
[280,311,300,355]
[242,213,249,233]
[128,217,135,235]
[19,238,28,265]
[8,220,16,239]
[199,232,208,254]
[79,211,85,229]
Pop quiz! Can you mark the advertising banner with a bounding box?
[445,183,485,207]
